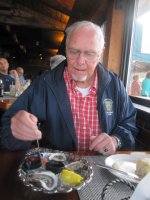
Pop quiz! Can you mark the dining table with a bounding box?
[0,149,149,200]
[0,149,82,200]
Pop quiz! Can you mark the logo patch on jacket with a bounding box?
[103,99,113,115]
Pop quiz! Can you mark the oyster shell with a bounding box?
[49,153,66,162]
[27,171,58,191]
[23,153,42,170]
[65,160,85,171]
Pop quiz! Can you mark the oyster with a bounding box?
[23,153,42,170]
[26,171,58,191]
[65,160,85,171]
[49,153,66,162]
[46,160,64,174]
[65,160,90,179]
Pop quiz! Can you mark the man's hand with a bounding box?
[89,133,118,155]
[11,110,42,141]
[9,69,21,91]
[9,70,19,78]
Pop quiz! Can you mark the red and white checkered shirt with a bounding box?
[64,67,101,151]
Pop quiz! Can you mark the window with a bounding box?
[126,0,150,106]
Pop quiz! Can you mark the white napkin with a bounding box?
[130,172,150,200]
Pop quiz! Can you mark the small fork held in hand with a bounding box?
[36,122,41,159]
[37,139,40,149]
[36,139,42,160]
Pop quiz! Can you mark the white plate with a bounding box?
[105,153,150,183]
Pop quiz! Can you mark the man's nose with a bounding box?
[76,52,86,64]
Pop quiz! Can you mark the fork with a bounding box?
[36,122,42,159]
[94,162,140,182]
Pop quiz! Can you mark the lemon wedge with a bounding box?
[60,169,84,184]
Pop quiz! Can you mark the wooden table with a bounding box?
[0,150,149,200]
[0,150,95,200]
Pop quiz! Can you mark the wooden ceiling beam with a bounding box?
[13,0,70,24]
[0,0,73,15]
[0,14,66,30]
[41,0,76,15]
[0,0,13,8]
[0,1,68,30]
[2,24,26,54]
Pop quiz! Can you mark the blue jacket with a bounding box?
[1,62,138,151]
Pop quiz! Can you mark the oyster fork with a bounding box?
[36,122,42,159]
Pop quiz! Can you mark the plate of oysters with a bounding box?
[18,148,93,193]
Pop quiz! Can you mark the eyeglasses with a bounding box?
[67,48,99,62]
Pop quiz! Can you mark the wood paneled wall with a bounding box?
[103,0,125,74]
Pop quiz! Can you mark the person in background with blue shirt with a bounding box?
[9,66,26,85]
[141,72,150,97]
[16,67,26,85]
[0,58,20,92]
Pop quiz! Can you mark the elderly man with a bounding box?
[1,21,138,154]
[0,58,20,91]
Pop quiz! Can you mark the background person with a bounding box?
[50,54,66,70]
[141,72,150,97]
[0,58,20,92]
[10,67,26,85]
[16,67,26,85]
[130,75,141,96]
[1,21,138,154]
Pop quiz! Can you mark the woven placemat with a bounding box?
[78,156,135,200]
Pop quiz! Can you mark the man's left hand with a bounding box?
[89,133,118,155]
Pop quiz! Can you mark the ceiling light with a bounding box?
[36,41,40,46]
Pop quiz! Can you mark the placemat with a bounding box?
[78,156,135,200]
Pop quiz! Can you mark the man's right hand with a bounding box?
[11,110,42,141]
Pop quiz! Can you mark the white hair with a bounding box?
[65,21,105,51]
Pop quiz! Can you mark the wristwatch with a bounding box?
[113,136,122,150]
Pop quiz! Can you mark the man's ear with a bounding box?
[98,47,105,61]
[100,47,105,55]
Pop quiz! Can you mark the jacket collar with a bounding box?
[44,61,111,90]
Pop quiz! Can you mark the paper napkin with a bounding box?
[130,172,150,200]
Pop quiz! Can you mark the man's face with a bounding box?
[66,28,102,87]
[17,68,24,77]
[0,58,9,72]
